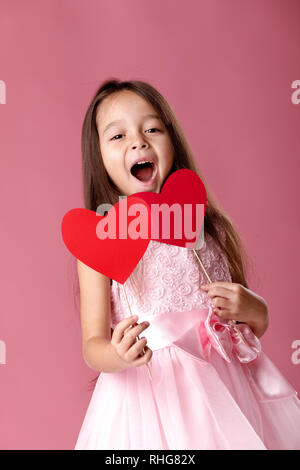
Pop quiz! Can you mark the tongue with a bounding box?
[133,165,153,182]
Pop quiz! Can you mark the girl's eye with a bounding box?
[111,134,123,141]
[110,128,160,141]
[146,128,160,134]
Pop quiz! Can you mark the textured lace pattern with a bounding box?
[110,224,231,328]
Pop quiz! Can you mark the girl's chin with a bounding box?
[127,180,161,195]
[134,184,160,194]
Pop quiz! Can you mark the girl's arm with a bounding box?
[244,303,269,339]
[202,282,270,339]
[76,259,127,373]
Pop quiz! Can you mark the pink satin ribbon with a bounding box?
[198,304,297,402]
[141,306,298,403]
[198,304,261,364]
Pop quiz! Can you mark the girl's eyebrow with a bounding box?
[102,113,160,135]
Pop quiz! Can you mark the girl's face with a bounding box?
[96,90,174,196]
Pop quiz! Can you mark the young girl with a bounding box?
[74,79,300,450]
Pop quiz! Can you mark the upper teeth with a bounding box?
[136,161,150,165]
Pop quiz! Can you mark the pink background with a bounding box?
[1,0,299,450]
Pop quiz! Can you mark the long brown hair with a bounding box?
[75,78,255,391]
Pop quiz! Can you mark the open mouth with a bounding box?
[130,161,157,183]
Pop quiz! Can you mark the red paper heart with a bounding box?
[134,169,207,248]
[61,196,151,284]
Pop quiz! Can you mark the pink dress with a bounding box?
[74,228,300,450]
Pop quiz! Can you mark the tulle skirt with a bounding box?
[74,309,300,450]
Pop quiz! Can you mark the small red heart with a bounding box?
[134,169,207,248]
[61,196,151,284]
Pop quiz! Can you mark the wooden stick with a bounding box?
[121,283,153,381]
[192,249,247,345]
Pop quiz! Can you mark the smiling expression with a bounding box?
[96,90,175,196]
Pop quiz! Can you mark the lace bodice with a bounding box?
[110,225,232,328]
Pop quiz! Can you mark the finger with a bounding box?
[206,287,232,300]
[122,321,149,350]
[124,321,149,337]
[201,281,238,294]
[124,325,135,335]
[201,284,236,300]
[210,296,231,310]
[126,337,148,362]
[124,319,141,334]
[132,346,153,368]
[213,307,232,319]
[113,315,138,344]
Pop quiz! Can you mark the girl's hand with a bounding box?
[201,282,269,338]
[111,315,153,369]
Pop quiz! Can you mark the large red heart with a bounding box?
[61,196,151,284]
[134,169,207,248]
